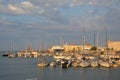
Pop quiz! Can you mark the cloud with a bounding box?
[8,4,25,14]
[21,1,34,8]
[0,1,44,15]
[0,0,120,50]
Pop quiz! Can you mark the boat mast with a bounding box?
[82,26,85,54]
[94,31,96,47]
[96,32,99,56]
[41,34,44,51]
[105,27,108,54]
[60,34,63,47]
[10,40,14,54]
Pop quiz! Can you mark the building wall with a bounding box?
[63,45,82,53]
[108,41,120,51]
[49,44,92,53]
[63,44,92,53]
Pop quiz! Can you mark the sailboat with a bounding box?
[99,60,111,68]
[91,32,99,67]
[8,40,15,58]
[37,54,48,67]
[37,34,49,67]
[80,60,90,67]
[91,60,99,67]
[79,26,90,67]
[99,27,112,68]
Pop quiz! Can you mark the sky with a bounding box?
[0,0,120,51]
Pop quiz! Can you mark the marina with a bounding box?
[0,52,120,80]
[2,50,120,68]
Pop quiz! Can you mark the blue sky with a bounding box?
[0,0,120,51]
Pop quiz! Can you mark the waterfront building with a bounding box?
[108,40,120,51]
[63,43,92,53]
[63,44,81,53]
[49,46,64,53]
[49,44,92,53]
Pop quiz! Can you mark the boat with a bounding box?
[2,52,9,57]
[79,27,90,68]
[53,55,65,59]
[50,62,56,67]
[8,53,15,58]
[60,59,71,68]
[91,60,99,67]
[99,27,111,68]
[71,61,79,67]
[8,40,15,58]
[99,60,111,68]
[79,60,90,68]
[110,60,119,67]
[37,55,48,67]
[112,62,118,67]
[37,60,48,67]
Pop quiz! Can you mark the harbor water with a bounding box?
[0,53,120,80]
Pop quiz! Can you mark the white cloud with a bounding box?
[8,4,25,14]
[21,1,34,8]
[0,1,45,15]
[0,0,120,30]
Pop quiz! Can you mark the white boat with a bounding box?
[91,61,99,67]
[37,61,48,67]
[79,60,90,68]
[37,55,48,67]
[53,55,65,59]
[8,53,15,58]
[99,60,111,68]
[50,62,56,67]
[72,61,79,67]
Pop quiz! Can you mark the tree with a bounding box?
[90,46,97,51]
